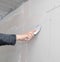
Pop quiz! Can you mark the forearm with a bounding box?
[0,30,35,46]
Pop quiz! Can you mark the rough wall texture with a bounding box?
[0,0,60,62]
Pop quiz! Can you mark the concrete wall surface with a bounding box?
[0,0,60,62]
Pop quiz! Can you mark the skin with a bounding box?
[16,30,36,41]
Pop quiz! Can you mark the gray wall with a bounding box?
[0,0,27,20]
[0,0,60,62]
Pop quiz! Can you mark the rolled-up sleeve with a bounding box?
[0,33,16,46]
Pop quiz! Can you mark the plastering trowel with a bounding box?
[34,25,41,36]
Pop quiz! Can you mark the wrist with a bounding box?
[16,35,22,41]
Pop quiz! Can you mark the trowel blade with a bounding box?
[34,25,41,36]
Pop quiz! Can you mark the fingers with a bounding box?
[24,31,34,41]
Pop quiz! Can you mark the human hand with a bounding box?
[16,30,36,41]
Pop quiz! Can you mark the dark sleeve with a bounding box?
[0,33,16,46]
